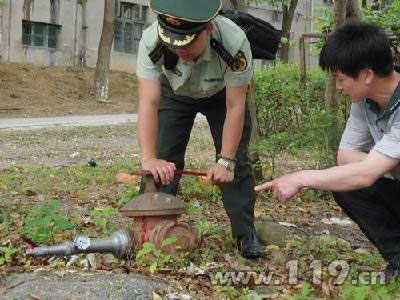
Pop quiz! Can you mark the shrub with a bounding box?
[254,62,346,168]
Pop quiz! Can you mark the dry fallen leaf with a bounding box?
[197,176,213,187]
[116,172,139,183]
[266,245,280,251]
[25,189,37,196]
[278,222,297,228]
[223,253,239,269]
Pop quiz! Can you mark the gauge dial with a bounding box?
[74,234,91,250]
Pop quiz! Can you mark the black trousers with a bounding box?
[333,177,400,267]
[141,77,256,237]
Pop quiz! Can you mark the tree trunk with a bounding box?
[324,0,347,114]
[346,0,362,22]
[94,0,115,102]
[280,0,298,63]
[343,0,362,118]
[325,0,361,114]
[324,0,356,154]
[228,0,246,11]
[299,35,306,87]
[228,0,263,180]
[247,81,263,180]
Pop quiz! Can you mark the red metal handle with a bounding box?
[174,170,207,177]
[130,170,207,177]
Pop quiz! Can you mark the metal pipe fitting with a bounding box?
[26,228,134,258]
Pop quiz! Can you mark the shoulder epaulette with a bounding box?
[211,38,235,69]
[211,38,248,72]
[148,41,165,64]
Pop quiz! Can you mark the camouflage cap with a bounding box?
[150,0,222,48]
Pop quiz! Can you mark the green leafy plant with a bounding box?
[302,189,319,202]
[255,63,345,174]
[309,235,350,260]
[185,199,220,237]
[0,247,19,265]
[135,237,177,273]
[117,188,139,207]
[90,206,118,234]
[339,280,400,300]
[216,286,240,299]
[20,201,74,244]
[179,176,221,203]
[0,212,13,223]
[285,238,309,256]
[239,288,263,300]
[185,200,202,218]
[313,2,400,62]
[290,282,317,300]
[363,2,400,34]
[195,218,220,237]
[0,209,14,238]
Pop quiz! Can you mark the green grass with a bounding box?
[0,159,140,194]
[1,151,400,299]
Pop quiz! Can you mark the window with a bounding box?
[114,2,148,53]
[272,10,281,22]
[22,20,60,49]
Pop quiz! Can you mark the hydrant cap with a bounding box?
[120,192,186,216]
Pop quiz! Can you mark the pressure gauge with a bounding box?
[74,234,91,250]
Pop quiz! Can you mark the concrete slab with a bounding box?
[0,114,138,131]
[0,271,167,299]
[0,113,207,131]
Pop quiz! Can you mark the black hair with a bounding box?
[319,22,393,78]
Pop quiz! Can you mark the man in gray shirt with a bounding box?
[256,22,400,281]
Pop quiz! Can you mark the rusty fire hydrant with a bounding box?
[26,174,199,258]
[120,175,199,257]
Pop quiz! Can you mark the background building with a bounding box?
[0,0,336,72]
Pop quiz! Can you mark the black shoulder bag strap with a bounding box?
[210,38,236,71]
[148,40,179,71]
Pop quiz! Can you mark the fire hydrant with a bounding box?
[26,174,199,258]
[120,175,199,257]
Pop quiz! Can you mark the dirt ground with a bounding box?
[0,122,376,252]
[0,63,388,298]
[0,62,138,118]
[0,122,380,298]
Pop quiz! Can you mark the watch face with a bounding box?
[218,158,234,172]
[74,235,91,250]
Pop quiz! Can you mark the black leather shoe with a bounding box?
[385,263,400,283]
[238,233,265,259]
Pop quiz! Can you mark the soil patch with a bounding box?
[0,62,138,118]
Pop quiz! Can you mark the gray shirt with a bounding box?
[340,73,400,177]
[136,15,253,99]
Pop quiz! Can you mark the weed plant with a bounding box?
[254,62,346,172]
[20,201,74,244]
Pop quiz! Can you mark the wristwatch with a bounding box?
[217,155,236,172]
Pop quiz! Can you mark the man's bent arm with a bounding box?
[297,150,397,191]
[337,149,368,165]
[137,77,161,162]
[221,84,248,158]
[338,148,400,178]
[256,150,399,201]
